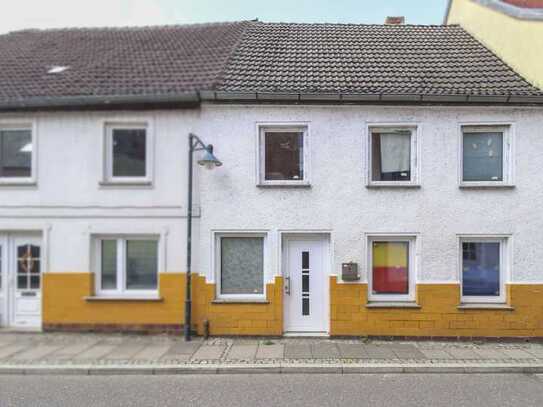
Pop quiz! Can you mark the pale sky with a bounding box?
[0,0,449,34]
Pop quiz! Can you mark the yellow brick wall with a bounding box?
[43,273,283,335]
[43,273,185,326]
[192,275,283,336]
[330,277,543,337]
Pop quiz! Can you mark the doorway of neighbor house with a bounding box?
[0,232,43,329]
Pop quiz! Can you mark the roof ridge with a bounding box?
[4,20,253,36]
[210,20,258,91]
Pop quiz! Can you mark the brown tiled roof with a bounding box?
[0,20,541,109]
[217,22,543,98]
[0,21,250,104]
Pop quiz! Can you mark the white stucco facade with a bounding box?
[0,103,542,324]
[195,104,543,286]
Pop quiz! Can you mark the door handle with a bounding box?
[285,276,291,295]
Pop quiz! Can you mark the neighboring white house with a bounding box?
[0,21,542,337]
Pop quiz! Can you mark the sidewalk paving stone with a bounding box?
[255,344,283,359]
[133,345,171,361]
[284,344,312,359]
[225,345,258,360]
[73,345,117,360]
[311,343,340,359]
[0,345,28,359]
[191,345,225,361]
[499,349,535,359]
[363,345,397,359]
[444,348,481,360]
[47,341,100,360]
[337,343,368,359]
[419,349,453,359]
[389,345,426,360]
[11,345,62,361]
[473,348,509,359]
[105,345,147,360]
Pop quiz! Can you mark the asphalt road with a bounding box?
[1,374,543,407]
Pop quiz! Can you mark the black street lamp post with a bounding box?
[185,133,222,341]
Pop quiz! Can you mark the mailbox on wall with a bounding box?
[342,262,360,281]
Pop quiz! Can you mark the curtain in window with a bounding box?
[379,133,410,174]
[221,237,264,295]
[372,242,409,295]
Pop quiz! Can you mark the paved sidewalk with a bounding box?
[1,332,543,375]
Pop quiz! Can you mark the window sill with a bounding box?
[212,299,270,304]
[458,303,514,310]
[459,183,515,189]
[366,183,421,189]
[366,302,421,309]
[84,296,163,302]
[257,182,311,188]
[0,180,37,187]
[99,180,153,188]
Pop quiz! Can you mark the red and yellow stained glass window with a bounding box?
[372,241,409,295]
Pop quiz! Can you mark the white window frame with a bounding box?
[367,234,418,302]
[94,235,160,298]
[256,123,311,187]
[367,124,420,187]
[101,121,154,185]
[214,232,267,300]
[0,121,37,185]
[459,235,509,304]
[458,124,513,187]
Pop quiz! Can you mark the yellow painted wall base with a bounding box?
[43,273,283,336]
[331,277,543,337]
[43,273,185,326]
[192,275,283,336]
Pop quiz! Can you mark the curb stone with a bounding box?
[2,363,543,375]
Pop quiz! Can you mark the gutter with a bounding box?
[1,90,543,112]
[0,92,201,111]
[199,91,543,105]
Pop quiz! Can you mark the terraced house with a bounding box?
[0,19,542,338]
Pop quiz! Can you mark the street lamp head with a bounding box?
[197,145,222,170]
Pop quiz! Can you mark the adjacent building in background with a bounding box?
[445,0,543,88]
[0,20,543,338]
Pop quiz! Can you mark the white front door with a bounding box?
[283,236,329,334]
[0,233,42,328]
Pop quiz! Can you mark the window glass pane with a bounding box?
[462,242,500,296]
[463,132,503,181]
[112,128,146,177]
[372,241,409,295]
[101,240,117,290]
[221,237,264,295]
[264,131,303,181]
[126,240,158,290]
[372,131,411,181]
[0,130,32,178]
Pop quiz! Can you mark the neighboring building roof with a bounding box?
[445,0,543,23]
[215,22,543,100]
[0,20,542,110]
[0,21,251,108]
